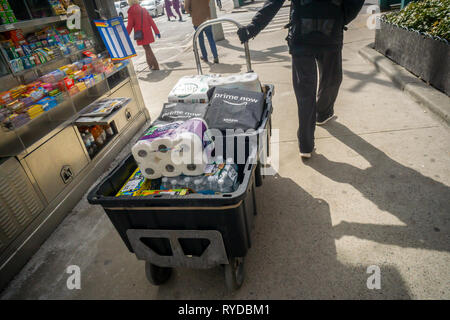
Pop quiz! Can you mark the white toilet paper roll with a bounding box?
[147,135,179,161]
[139,157,163,179]
[170,131,205,165]
[182,162,206,176]
[161,159,183,177]
[224,75,240,84]
[208,77,225,88]
[239,73,261,92]
[132,140,153,163]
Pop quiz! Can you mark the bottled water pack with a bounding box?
[160,157,239,194]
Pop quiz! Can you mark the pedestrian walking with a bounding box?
[237,0,364,158]
[185,0,219,64]
[172,0,184,21]
[127,0,161,70]
[164,0,176,21]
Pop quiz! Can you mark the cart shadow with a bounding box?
[306,121,450,252]
[154,174,412,299]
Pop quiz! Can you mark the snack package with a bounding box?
[116,169,152,196]
[137,189,189,196]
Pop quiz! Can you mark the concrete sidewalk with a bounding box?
[1,9,449,299]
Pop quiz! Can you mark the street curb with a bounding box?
[359,44,450,125]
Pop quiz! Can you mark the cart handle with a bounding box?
[193,18,252,75]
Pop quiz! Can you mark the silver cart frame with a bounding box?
[193,18,253,75]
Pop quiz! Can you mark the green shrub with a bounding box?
[383,0,450,41]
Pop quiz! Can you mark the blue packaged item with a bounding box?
[82,57,93,65]
[21,57,32,69]
[21,45,32,56]
[37,97,58,111]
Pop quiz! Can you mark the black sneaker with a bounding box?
[200,57,208,63]
[316,113,335,126]
[213,57,219,64]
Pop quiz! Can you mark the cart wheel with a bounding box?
[224,257,245,291]
[255,162,263,187]
[145,261,172,285]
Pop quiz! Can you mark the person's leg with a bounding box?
[174,5,182,20]
[194,26,208,61]
[165,3,175,19]
[292,54,318,154]
[204,26,218,60]
[143,44,159,70]
[316,50,342,121]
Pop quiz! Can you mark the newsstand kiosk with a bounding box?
[0,0,149,289]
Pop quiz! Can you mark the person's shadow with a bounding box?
[154,174,411,299]
[306,121,450,252]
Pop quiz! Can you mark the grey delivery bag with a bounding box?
[153,102,208,125]
[205,87,265,131]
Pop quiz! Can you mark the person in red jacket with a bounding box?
[127,0,161,70]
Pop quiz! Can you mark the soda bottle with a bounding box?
[104,124,114,137]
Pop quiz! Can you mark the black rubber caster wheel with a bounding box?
[255,162,263,187]
[145,262,172,285]
[224,257,245,291]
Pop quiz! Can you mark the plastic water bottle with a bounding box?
[183,176,193,190]
[207,175,216,191]
[215,155,224,165]
[219,158,238,192]
[170,178,178,190]
[161,177,169,190]
[217,178,226,193]
[193,178,203,192]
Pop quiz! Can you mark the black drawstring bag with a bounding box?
[204,87,265,131]
[134,7,144,41]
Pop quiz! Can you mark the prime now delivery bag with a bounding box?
[153,102,208,125]
[205,87,265,131]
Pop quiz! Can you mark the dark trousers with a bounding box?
[143,44,159,70]
[194,26,218,60]
[292,50,343,153]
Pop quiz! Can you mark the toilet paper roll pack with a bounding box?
[168,75,218,104]
[169,118,211,166]
[133,118,213,179]
[207,73,262,93]
[131,121,182,163]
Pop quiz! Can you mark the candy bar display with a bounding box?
[0,26,94,74]
[0,1,17,25]
[48,0,66,15]
[0,55,128,130]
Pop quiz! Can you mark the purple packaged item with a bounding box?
[139,121,182,142]
[172,118,210,149]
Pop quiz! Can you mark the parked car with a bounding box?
[141,0,164,17]
[115,1,130,20]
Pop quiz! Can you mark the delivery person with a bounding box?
[237,0,364,158]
